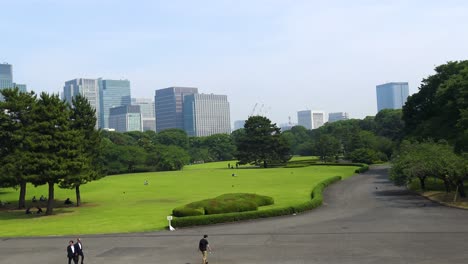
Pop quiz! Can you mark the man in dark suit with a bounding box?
[75,238,84,264]
[67,240,78,264]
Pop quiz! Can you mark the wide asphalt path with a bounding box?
[2,165,468,264]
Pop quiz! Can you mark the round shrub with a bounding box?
[204,200,257,215]
[172,206,204,217]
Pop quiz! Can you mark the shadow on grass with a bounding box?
[0,207,75,220]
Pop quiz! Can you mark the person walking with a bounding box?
[198,235,211,264]
[66,240,78,264]
[75,238,84,264]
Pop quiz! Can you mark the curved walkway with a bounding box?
[2,165,468,263]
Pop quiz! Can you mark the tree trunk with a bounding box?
[457,180,466,198]
[263,160,267,168]
[18,181,27,209]
[443,179,451,193]
[75,185,81,207]
[46,182,55,215]
[418,176,426,191]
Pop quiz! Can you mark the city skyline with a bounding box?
[2,1,468,125]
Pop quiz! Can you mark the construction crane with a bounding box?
[249,103,258,117]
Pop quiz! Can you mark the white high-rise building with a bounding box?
[63,78,101,129]
[183,93,231,137]
[297,110,325,129]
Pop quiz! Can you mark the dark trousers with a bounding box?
[77,252,84,263]
[68,256,78,264]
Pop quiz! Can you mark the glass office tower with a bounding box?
[154,87,198,133]
[99,79,131,129]
[376,82,409,112]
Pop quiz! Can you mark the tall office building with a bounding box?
[312,111,325,129]
[297,110,325,129]
[0,64,13,91]
[328,112,349,123]
[376,82,409,112]
[108,105,142,132]
[63,78,101,129]
[183,93,231,137]
[132,98,156,131]
[0,63,27,101]
[297,110,313,130]
[154,87,198,133]
[99,79,131,129]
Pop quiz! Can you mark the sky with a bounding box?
[1,0,468,126]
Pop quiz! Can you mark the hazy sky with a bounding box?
[1,0,468,125]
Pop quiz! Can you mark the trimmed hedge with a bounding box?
[354,164,369,173]
[285,161,369,173]
[171,175,342,228]
[172,193,274,217]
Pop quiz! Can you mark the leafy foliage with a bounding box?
[403,60,468,152]
[235,116,291,167]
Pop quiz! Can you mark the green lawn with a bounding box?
[0,160,357,237]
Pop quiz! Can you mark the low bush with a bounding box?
[172,206,204,217]
[171,176,342,228]
[354,164,369,173]
[172,193,274,217]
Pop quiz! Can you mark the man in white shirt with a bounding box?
[75,238,84,264]
[66,240,78,264]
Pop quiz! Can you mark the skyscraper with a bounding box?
[132,98,156,131]
[108,105,142,132]
[0,64,13,91]
[99,79,131,129]
[183,93,231,137]
[63,78,101,129]
[297,110,325,129]
[376,82,409,112]
[312,111,325,129]
[297,110,313,130]
[154,87,198,133]
[0,63,27,101]
[328,112,349,123]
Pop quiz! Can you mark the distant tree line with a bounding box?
[99,129,238,174]
[281,108,401,164]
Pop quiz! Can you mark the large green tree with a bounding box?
[403,60,468,152]
[0,88,37,208]
[59,95,102,206]
[374,109,404,141]
[235,116,291,168]
[313,134,340,162]
[391,141,467,197]
[29,93,82,215]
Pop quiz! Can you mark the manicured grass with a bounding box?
[0,158,357,237]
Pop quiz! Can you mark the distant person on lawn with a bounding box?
[199,234,212,264]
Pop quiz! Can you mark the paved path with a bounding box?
[2,165,468,264]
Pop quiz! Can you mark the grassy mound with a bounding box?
[173,193,274,217]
